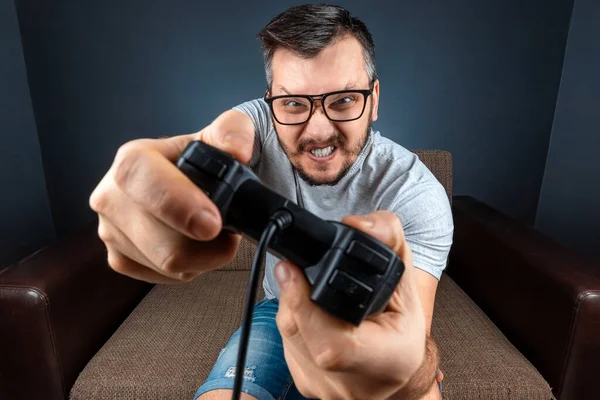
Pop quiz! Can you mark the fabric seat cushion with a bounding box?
[70,244,552,399]
[433,275,553,399]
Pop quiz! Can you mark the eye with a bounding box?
[334,95,356,105]
[283,100,302,107]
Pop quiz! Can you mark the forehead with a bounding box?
[270,35,369,95]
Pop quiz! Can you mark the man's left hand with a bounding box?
[274,210,429,400]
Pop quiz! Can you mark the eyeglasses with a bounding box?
[263,87,373,125]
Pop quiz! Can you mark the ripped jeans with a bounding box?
[194,297,307,400]
[193,297,443,399]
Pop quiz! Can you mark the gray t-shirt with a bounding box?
[233,98,454,300]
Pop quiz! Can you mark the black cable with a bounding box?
[232,210,293,400]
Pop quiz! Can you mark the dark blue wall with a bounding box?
[536,0,600,260]
[0,0,54,269]
[11,1,573,240]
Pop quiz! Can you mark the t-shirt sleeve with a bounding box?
[390,175,454,281]
[231,98,273,168]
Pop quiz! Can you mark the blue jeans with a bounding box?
[194,297,443,399]
[194,297,308,400]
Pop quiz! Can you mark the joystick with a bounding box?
[176,140,405,399]
[177,140,404,323]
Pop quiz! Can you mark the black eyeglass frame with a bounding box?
[263,87,374,125]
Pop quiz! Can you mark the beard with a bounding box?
[274,111,373,187]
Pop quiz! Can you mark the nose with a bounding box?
[304,101,335,140]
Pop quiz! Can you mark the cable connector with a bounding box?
[269,209,293,231]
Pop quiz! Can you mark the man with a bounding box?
[89,4,453,400]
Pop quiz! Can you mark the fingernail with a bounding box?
[275,262,289,285]
[190,210,219,239]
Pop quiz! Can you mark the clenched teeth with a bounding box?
[310,146,335,157]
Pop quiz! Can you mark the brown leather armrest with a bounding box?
[0,220,153,400]
[447,195,600,400]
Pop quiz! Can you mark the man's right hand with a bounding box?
[89,109,255,284]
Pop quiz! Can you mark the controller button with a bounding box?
[328,269,373,305]
[198,157,228,179]
[346,240,389,274]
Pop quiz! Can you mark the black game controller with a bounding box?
[177,140,404,326]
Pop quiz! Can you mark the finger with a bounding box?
[124,210,240,277]
[275,261,359,372]
[92,142,222,242]
[128,114,253,165]
[105,243,186,284]
[95,183,240,277]
[276,263,416,385]
[136,134,198,162]
[280,340,322,399]
[342,210,415,284]
[277,311,330,399]
[98,215,155,268]
[342,211,420,317]
[341,210,413,266]
[199,110,255,164]
[99,214,235,281]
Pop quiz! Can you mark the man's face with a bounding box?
[267,35,380,186]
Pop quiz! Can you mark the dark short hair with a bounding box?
[257,4,377,90]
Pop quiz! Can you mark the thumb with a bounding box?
[275,260,352,331]
[275,261,313,311]
[131,133,197,162]
[142,110,254,164]
[198,110,255,165]
[342,211,418,316]
[275,261,359,371]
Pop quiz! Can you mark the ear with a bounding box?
[371,79,380,122]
